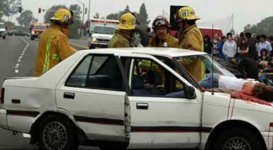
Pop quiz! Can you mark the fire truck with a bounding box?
[30,23,49,40]
[88,19,119,49]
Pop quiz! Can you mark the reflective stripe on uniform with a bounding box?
[52,54,60,61]
[42,37,53,73]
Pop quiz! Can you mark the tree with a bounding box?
[106,5,131,20]
[4,21,15,30]
[44,5,66,23]
[136,3,150,31]
[93,13,100,19]
[106,13,119,20]
[16,10,36,27]
[2,0,18,18]
[244,16,273,36]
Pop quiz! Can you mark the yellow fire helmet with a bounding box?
[117,12,136,30]
[178,6,200,21]
[50,8,74,25]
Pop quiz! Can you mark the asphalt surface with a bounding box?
[0,36,97,150]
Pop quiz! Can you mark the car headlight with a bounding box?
[91,37,97,43]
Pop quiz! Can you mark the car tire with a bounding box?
[37,115,79,150]
[31,36,34,40]
[2,35,6,39]
[210,127,263,150]
[100,143,127,150]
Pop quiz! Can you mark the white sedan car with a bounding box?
[0,48,273,150]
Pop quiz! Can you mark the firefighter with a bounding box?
[177,6,203,51]
[108,12,136,48]
[148,16,178,47]
[177,6,204,81]
[34,8,76,76]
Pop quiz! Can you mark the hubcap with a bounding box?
[43,121,67,150]
[223,136,251,150]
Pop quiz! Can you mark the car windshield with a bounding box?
[173,54,235,81]
[0,24,5,28]
[93,26,115,34]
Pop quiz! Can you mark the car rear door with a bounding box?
[56,54,130,142]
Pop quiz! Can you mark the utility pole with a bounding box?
[77,0,85,38]
[87,0,91,32]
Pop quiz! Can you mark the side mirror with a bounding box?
[184,86,196,99]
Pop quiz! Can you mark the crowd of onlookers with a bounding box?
[203,32,273,84]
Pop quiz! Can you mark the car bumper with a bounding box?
[0,109,7,129]
[89,42,108,48]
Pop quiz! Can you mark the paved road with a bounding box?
[0,36,97,150]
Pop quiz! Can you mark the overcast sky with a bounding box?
[19,0,273,33]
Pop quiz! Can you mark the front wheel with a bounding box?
[37,115,79,150]
[210,127,264,150]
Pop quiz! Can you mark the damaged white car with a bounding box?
[0,47,273,150]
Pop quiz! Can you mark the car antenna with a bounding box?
[211,24,214,95]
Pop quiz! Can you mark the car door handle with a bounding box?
[63,92,75,99]
[136,103,148,110]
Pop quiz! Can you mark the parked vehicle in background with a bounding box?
[88,19,119,49]
[0,22,6,39]
[29,23,49,40]
[0,47,272,150]
[6,29,30,36]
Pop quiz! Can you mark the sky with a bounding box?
[15,0,273,33]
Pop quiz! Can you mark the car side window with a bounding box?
[66,54,124,91]
[131,58,186,98]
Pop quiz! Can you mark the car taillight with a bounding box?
[1,88,4,104]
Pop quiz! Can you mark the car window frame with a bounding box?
[65,54,130,92]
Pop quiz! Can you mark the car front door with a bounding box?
[56,54,130,142]
[126,57,203,149]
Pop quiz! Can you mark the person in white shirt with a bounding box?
[256,34,272,57]
[198,73,273,102]
[222,32,237,63]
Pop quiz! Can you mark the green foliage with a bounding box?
[4,21,15,30]
[244,16,273,36]
[106,3,150,31]
[16,10,36,27]
[1,0,18,18]
[106,5,131,20]
[136,3,150,31]
[0,0,7,20]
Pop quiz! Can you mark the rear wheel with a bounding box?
[31,36,34,40]
[37,115,79,150]
[2,35,6,39]
[210,127,264,150]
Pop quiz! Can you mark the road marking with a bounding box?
[15,37,30,74]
